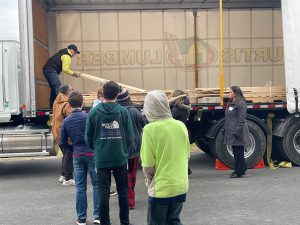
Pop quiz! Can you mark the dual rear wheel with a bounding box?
[209,120,266,168]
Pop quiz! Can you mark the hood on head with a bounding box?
[143,90,172,122]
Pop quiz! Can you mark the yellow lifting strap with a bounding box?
[266,113,292,169]
[219,0,224,106]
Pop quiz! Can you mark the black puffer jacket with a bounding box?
[170,97,191,125]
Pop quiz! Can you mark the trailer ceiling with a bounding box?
[42,0,281,11]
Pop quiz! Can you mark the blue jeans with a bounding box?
[43,69,61,108]
[147,200,184,225]
[73,156,99,220]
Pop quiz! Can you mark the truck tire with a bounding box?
[210,120,266,168]
[275,120,300,166]
[195,139,212,156]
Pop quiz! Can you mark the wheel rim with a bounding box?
[227,134,255,159]
[293,130,300,153]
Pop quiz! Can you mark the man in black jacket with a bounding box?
[43,44,81,108]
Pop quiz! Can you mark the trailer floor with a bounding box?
[0,151,298,225]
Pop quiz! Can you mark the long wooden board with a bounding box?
[80,72,147,93]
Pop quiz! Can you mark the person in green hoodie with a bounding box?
[85,81,135,225]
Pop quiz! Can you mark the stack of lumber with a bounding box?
[189,86,286,103]
[79,72,286,106]
[83,86,286,107]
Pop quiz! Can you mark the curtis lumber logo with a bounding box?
[76,32,283,71]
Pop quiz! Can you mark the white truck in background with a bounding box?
[0,0,55,158]
[1,0,300,168]
[0,40,53,157]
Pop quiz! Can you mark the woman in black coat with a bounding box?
[224,86,250,178]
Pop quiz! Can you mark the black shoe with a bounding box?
[230,172,242,178]
[76,218,86,225]
[188,168,192,175]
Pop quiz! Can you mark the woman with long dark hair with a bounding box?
[224,86,250,178]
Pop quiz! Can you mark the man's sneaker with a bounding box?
[110,190,117,196]
[58,175,65,183]
[62,179,75,186]
[93,218,100,224]
[76,218,86,225]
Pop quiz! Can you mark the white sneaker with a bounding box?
[62,179,75,186]
[93,218,100,224]
[58,175,65,183]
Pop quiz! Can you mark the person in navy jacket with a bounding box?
[60,91,100,225]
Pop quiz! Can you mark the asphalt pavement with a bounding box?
[0,151,300,225]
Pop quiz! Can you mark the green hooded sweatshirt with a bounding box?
[85,102,135,168]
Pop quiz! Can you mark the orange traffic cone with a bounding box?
[215,158,265,170]
[252,159,265,169]
[215,159,232,170]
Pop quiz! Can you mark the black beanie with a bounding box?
[117,88,130,102]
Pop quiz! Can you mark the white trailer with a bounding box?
[2,0,300,167]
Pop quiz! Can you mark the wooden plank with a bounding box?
[80,72,147,93]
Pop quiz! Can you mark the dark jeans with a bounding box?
[43,69,61,108]
[61,148,73,180]
[232,145,247,176]
[97,164,129,225]
[147,200,184,225]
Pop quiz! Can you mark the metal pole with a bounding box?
[219,0,224,106]
[193,10,198,89]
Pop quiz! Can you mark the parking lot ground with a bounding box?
[1,151,300,225]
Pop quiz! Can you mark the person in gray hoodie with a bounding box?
[141,90,190,225]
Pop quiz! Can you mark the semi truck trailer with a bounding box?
[2,0,300,168]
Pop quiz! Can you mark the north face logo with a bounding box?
[102,120,120,129]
